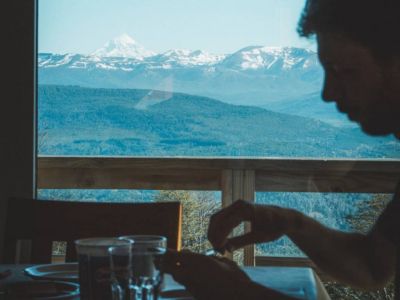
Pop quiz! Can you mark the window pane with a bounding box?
[38,0,400,158]
[37,0,398,270]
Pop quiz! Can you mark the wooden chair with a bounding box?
[4,198,182,263]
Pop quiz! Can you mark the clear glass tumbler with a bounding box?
[119,235,167,300]
[75,237,133,300]
[109,242,134,300]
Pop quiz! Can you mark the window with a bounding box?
[38,0,399,159]
[37,0,399,263]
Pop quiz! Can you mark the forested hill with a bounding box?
[38,85,399,158]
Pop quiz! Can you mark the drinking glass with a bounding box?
[75,237,133,300]
[119,235,167,300]
[109,242,133,300]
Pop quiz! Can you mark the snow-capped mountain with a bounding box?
[150,49,225,67]
[38,34,323,106]
[91,34,155,60]
[40,34,319,70]
[220,46,318,70]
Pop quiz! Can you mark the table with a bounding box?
[162,266,331,300]
[0,264,331,299]
[245,267,331,300]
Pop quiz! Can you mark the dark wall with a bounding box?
[0,1,36,261]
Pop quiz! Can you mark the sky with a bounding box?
[38,0,315,55]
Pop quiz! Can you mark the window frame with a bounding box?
[0,0,37,263]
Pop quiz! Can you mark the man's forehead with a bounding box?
[317,33,373,65]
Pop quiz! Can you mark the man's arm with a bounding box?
[208,200,397,290]
[287,210,396,289]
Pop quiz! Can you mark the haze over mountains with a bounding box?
[39,34,334,123]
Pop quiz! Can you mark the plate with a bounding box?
[5,280,79,299]
[24,263,78,282]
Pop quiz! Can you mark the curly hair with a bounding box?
[297,0,400,58]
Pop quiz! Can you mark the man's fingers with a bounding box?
[163,250,199,284]
[208,200,254,248]
[162,250,181,274]
[163,251,227,295]
[225,232,261,250]
[164,250,195,269]
[226,229,284,252]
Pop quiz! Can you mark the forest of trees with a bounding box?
[38,85,400,158]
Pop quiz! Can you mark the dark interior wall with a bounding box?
[0,1,36,262]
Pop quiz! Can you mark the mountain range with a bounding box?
[39,34,326,116]
[38,85,399,158]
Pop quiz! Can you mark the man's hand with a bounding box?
[163,250,251,299]
[208,200,300,252]
[163,250,296,300]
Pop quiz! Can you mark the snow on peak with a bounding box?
[155,49,225,66]
[91,34,155,59]
[39,43,317,72]
[115,33,136,45]
[221,46,316,70]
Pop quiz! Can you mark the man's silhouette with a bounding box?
[164,1,400,299]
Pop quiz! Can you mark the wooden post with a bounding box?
[242,170,255,266]
[221,170,234,260]
[221,169,255,265]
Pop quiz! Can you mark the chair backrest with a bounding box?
[4,198,182,263]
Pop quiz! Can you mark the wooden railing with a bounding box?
[37,156,400,266]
